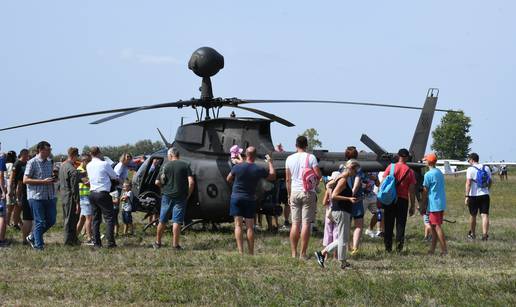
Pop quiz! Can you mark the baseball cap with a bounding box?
[397,148,410,158]
[423,152,438,163]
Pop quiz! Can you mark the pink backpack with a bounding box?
[302,153,318,191]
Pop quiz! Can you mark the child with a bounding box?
[230,145,244,165]
[363,172,382,238]
[321,171,341,257]
[120,181,134,235]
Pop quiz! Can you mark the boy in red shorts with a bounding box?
[422,153,447,255]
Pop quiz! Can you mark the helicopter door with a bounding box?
[142,157,164,193]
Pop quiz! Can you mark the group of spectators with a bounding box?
[0,142,135,249]
[0,138,493,269]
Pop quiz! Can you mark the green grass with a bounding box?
[1,177,515,306]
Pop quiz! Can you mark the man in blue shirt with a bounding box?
[227,146,276,255]
[422,153,447,255]
[23,141,57,250]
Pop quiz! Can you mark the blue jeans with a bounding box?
[29,198,57,249]
[159,195,187,224]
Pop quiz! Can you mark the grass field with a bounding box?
[1,176,515,306]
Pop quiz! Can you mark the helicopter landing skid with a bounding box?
[142,218,159,232]
[181,219,206,232]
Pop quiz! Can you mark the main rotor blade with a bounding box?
[89,100,195,124]
[226,105,295,127]
[240,99,459,113]
[0,107,140,132]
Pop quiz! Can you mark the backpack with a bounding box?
[377,163,397,206]
[472,165,491,188]
[302,153,318,192]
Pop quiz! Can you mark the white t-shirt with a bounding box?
[121,190,132,212]
[466,163,490,196]
[285,152,319,192]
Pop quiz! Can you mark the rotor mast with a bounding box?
[188,47,225,121]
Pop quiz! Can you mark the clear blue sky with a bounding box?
[1,1,515,161]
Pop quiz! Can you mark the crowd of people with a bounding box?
[0,138,494,270]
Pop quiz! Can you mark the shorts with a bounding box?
[290,190,317,224]
[351,201,364,219]
[21,197,33,220]
[363,194,378,214]
[429,211,444,226]
[229,197,257,219]
[122,211,133,224]
[423,213,430,225]
[0,200,5,217]
[468,194,490,215]
[80,196,93,216]
[159,195,187,224]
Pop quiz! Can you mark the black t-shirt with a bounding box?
[13,160,27,182]
[331,178,353,213]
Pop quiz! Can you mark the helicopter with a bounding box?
[1,47,458,230]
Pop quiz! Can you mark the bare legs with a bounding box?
[290,222,310,258]
[352,218,363,251]
[290,222,300,258]
[481,213,489,238]
[234,217,255,255]
[429,224,447,255]
[76,215,93,241]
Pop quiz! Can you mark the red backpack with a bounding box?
[302,153,318,192]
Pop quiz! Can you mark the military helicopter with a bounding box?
[1,47,458,230]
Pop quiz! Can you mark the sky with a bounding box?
[1,1,515,161]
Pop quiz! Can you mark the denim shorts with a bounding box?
[80,196,93,216]
[122,211,133,224]
[229,197,257,219]
[159,195,187,224]
[351,201,364,219]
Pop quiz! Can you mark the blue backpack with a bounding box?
[472,165,491,188]
[377,163,397,206]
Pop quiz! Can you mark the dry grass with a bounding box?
[0,176,515,306]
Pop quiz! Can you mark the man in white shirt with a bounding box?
[465,152,492,241]
[286,136,322,259]
[86,146,119,248]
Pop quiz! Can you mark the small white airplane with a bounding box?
[435,160,516,176]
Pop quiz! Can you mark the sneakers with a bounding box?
[467,231,476,240]
[340,261,351,270]
[482,234,489,241]
[365,229,376,238]
[173,245,183,251]
[279,225,290,232]
[152,242,162,249]
[0,240,10,247]
[376,231,384,238]
[83,240,95,246]
[26,234,35,248]
[314,251,325,268]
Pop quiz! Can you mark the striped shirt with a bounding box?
[24,155,56,200]
[77,165,90,197]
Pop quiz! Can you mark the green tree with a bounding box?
[82,139,164,160]
[300,128,322,152]
[431,111,472,160]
